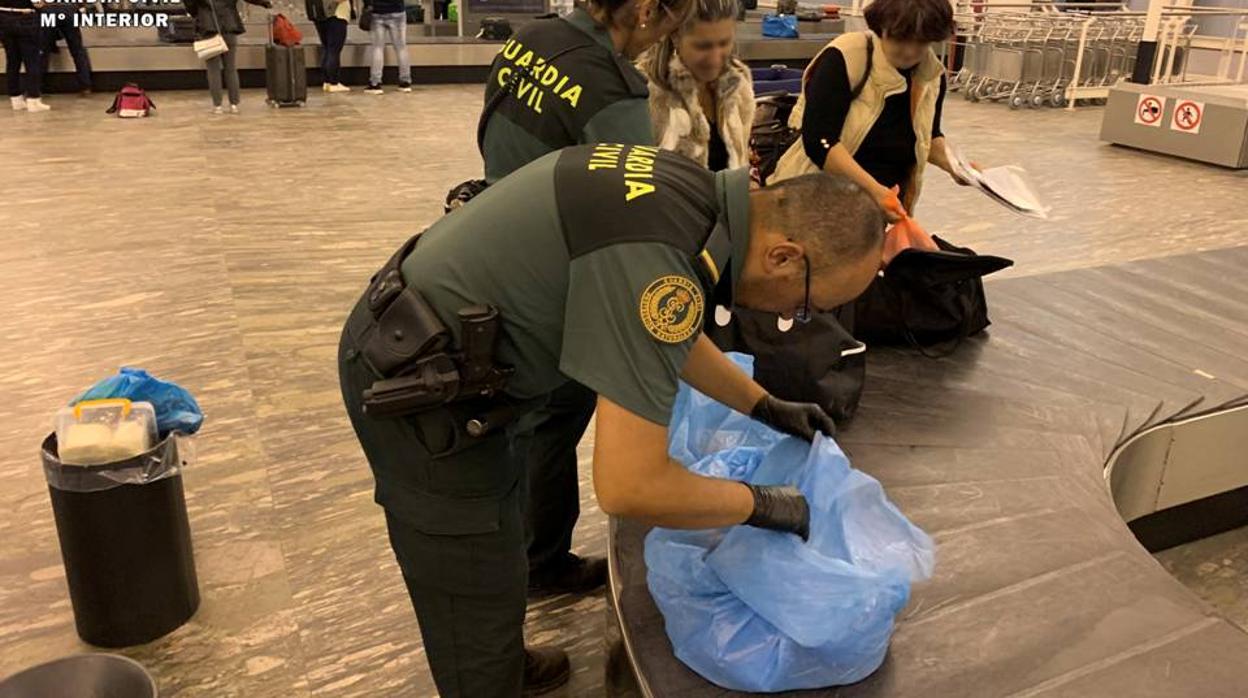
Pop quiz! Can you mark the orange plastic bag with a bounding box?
[882,216,938,265]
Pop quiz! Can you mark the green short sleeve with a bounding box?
[581,98,655,147]
[559,242,704,425]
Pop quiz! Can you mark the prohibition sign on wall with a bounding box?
[1171,100,1204,134]
[1134,94,1164,127]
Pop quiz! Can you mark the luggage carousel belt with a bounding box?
[608,245,1248,697]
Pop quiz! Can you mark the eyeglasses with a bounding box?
[794,254,812,324]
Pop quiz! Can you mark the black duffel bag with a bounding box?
[854,236,1013,356]
[705,303,865,425]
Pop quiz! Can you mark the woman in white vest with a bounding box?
[772,0,971,220]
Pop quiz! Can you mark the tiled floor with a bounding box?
[0,84,1245,696]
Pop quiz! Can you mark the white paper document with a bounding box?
[946,142,1050,219]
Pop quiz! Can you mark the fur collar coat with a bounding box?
[644,51,755,170]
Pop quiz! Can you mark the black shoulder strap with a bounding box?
[476,42,591,154]
[849,35,873,101]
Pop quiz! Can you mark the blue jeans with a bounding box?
[369,11,409,86]
[314,17,347,84]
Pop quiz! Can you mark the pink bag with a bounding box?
[106,84,156,118]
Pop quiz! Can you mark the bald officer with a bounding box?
[338,145,885,697]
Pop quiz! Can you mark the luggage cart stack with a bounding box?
[950,5,1153,110]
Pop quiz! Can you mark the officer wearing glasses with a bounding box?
[338,147,885,696]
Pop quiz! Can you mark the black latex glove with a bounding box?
[744,484,810,541]
[750,394,836,441]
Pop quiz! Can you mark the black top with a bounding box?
[801,47,946,196]
[183,0,269,37]
[367,0,404,15]
[707,123,730,172]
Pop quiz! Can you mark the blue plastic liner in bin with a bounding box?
[646,354,935,693]
[71,367,203,437]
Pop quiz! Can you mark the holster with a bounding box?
[350,233,450,377]
[348,232,515,430]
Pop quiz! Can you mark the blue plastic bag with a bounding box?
[71,367,204,437]
[761,13,799,39]
[646,354,934,692]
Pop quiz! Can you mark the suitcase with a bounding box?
[265,43,307,107]
[158,15,196,43]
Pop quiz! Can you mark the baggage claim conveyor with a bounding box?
[607,247,1248,697]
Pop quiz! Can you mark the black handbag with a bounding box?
[705,304,865,425]
[358,6,372,30]
[854,236,1013,357]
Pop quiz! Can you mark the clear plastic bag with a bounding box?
[646,354,935,692]
[71,367,203,437]
[42,433,196,493]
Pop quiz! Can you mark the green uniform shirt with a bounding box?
[402,145,751,425]
[479,8,654,184]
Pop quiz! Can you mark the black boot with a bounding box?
[528,553,607,598]
[522,645,571,696]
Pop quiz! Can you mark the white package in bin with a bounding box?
[55,399,158,466]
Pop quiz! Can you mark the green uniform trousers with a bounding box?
[524,379,596,572]
[339,301,534,697]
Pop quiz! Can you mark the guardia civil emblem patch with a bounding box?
[639,275,704,344]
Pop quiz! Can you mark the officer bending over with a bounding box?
[338,145,884,697]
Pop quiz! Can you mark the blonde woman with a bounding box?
[640,0,754,172]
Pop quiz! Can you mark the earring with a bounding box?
[640,22,648,28]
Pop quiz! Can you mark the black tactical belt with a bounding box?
[348,233,515,430]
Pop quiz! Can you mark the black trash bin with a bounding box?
[41,433,200,648]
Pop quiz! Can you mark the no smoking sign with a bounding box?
[1134,94,1165,127]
